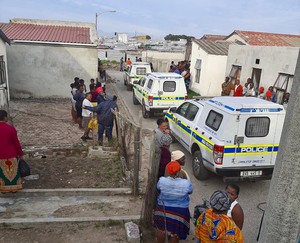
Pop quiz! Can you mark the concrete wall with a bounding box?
[142,50,185,72]
[0,39,9,110]
[6,43,98,98]
[190,41,228,96]
[226,45,299,92]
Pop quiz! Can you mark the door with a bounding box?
[134,77,147,103]
[233,114,279,171]
[0,56,8,110]
[157,79,178,109]
[251,68,262,94]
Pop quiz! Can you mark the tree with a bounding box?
[164,34,194,43]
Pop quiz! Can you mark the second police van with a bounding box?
[165,96,286,181]
[133,72,187,118]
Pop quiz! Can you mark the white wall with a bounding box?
[6,43,98,98]
[142,50,185,72]
[190,41,228,96]
[226,45,300,92]
[0,39,9,109]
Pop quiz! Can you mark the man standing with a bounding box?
[221,77,234,96]
[81,92,93,142]
[84,96,118,145]
[233,79,243,97]
[73,85,85,129]
[120,57,124,71]
[226,184,244,230]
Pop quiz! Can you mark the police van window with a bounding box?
[140,77,146,86]
[163,81,176,92]
[177,102,189,117]
[136,67,147,75]
[147,79,153,89]
[245,117,270,137]
[185,104,199,121]
[205,110,223,131]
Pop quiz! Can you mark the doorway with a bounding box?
[251,68,262,95]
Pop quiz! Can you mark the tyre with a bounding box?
[133,92,139,105]
[142,102,150,118]
[193,150,209,180]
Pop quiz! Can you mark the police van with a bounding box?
[133,72,187,118]
[124,62,151,91]
[165,96,286,181]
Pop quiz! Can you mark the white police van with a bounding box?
[133,72,187,118]
[165,96,286,181]
[124,62,151,91]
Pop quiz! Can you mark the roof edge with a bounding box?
[0,29,10,45]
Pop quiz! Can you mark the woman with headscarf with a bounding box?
[158,134,173,178]
[195,190,244,243]
[0,110,23,193]
[154,161,193,243]
[169,150,190,180]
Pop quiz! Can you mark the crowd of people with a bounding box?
[221,77,290,107]
[169,60,191,90]
[153,118,244,242]
[70,76,118,145]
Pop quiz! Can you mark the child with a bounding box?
[258,86,265,99]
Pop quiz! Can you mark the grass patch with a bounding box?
[106,220,121,227]
[187,89,200,99]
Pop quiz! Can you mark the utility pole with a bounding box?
[258,50,300,243]
[95,10,116,38]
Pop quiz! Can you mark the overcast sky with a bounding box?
[0,0,299,39]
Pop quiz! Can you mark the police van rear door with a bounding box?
[233,110,280,176]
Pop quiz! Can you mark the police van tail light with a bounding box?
[184,95,188,100]
[213,145,224,165]
[148,96,153,106]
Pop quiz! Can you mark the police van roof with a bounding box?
[199,97,285,114]
[131,62,150,66]
[149,72,183,79]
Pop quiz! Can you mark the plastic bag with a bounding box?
[19,159,31,177]
[88,118,98,130]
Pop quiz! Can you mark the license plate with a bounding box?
[240,170,262,177]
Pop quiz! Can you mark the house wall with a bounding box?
[190,41,228,96]
[0,39,9,110]
[142,50,185,72]
[226,45,300,92]
[6,43,98,98]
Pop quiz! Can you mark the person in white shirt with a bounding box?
[225,184,244,230]
[245,82,256,97]
[81,92,93,141]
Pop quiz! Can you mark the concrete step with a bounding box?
[0,188,132,197]
[0,193,143,228]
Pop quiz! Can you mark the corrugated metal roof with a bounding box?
[0,22,93,45]
[228,30,300,47]
[193,39,231,55]
[200,34,227,41]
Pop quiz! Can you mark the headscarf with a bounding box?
[166,161,181,175]
[171,150,185,161]
[160,134,172,146]
[210,190,231,212]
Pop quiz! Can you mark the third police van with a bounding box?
[165,96,286,181]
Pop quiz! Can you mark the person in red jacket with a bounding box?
[233,79,243,96]
[0,110,23,193]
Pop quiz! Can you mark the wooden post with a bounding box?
[133,125,141,196]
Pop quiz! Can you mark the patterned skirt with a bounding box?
[153,204,190,240]
[0,158,22,192]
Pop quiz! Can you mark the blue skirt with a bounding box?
[153,204,190,240]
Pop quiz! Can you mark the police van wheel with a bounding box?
[133,92,139,105]
[142,104,150,118]
[193,151,209,180]
[127,85,132,91]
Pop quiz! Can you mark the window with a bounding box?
[163,81,176,92]
[245,117,270,137]
[0,56,6,85]
[176,102,190,117]
[147,79,153,89]
[139,77,146,87]
[136,67,147,75]
[194,59,202,83]
[205,110,223,131]
[185,104,199,121]
[273,73,293,104]
[229,65,241,80]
